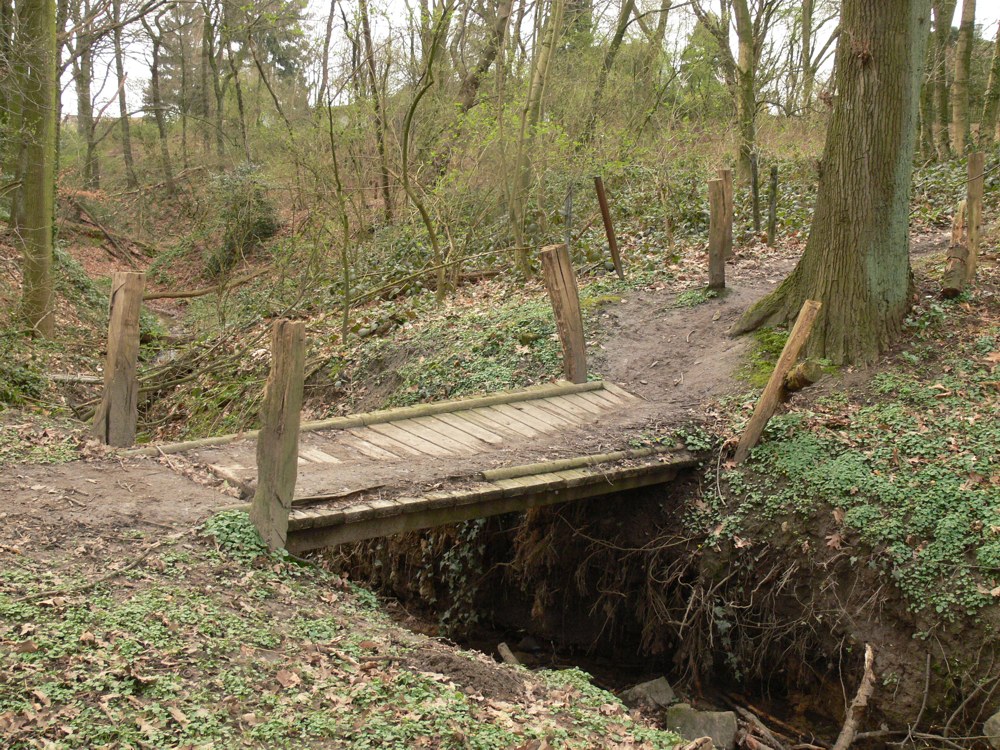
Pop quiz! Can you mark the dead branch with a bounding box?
[831,644,876,750]
[143,268,268,301]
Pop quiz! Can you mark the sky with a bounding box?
[61,0,1000,118]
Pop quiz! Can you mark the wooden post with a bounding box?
[717,167,734,258]
[708,179,727,290]
[942,200,969,298]
[967,151,984,281]
[767,166,778,247]
[93,272,145,447]
[750,153,761,232]
[594,176,625,280]
[733,300,822,463]
[250,319,306,550]
[540,244,587,384]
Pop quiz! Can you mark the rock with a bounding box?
[664,703,738,750]
[985,710,1000,750]
[620,677,676,709]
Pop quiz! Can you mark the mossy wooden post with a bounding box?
[93,272,145,446]
[708,179,727,290]
[942,201,969,298]
[750,153,761,232]
[733,299,822,463]
[540,244,587,384]
[767,166,778,247]
[967,151,984,280]
[717,167,734,259]
[594,176,625,280]
[251,319,306,550]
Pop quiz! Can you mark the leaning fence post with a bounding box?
[967,151,984,281]
[93,271,145,447]
[250,319,306,550]
[594,176,625,280]
[540,244,587,384]
[717,167,734,259]
[708,179,727,290]
[767,166,778,247]
[733,300,822,463]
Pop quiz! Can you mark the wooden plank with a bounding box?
[348,427,424,457]
[528,398,587,426]
[340,434,401,460]
[540,244,587,384]
[93,271,145,447]
[299,447,342,464]
[475,406,540,438]
[250,319,306,551]
[287,457,697,552]
[390,418,477,455]
[544,394,603,418]
[574,390,622,412]
[367,422,454,457]
[734,300,822,463]
[457,408,531,439]
[409,415,495,451]
[708,178,726,290]
[600,382,638,401]
[490,402,554,433]
[582,387,627,407]
[431,412,504,444]
[507,400,575,428]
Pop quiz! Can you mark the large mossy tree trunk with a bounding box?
[18,0,57,336]
[731,0,931,366]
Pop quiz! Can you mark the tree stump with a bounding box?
[942,201,969,298]
[93,272,145,447]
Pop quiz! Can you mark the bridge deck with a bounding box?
[177,380,693,549]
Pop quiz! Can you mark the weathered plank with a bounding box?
[391,418,478,455]
[340,434,401,460]
[476,406,540,438]
[734,300,822,463]
[432,411,506,444]
[348,427,424,457]
[421,414,502,446]
[490,402,554,433]
[367,422,454,457]
[93,272,145,447]
[540,244,587,384]
[250,319,306,550]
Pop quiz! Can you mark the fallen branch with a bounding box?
[65,195,137,267]
[143,268,268,301]
[48,373,103,384]
[831,644,876,750]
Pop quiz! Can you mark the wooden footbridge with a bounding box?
[134,378,697,553]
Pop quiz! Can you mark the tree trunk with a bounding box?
[509,0,564,275]
[580,0,636,144]
[71,4,99,190]
[200,8,213,154]
[800,0,815,109]
[732,0,931,366]
[931,0,957,159]
[144,15,176,194]
[981,22,1000,146]
[18,0,57,336]
[358,0,392,223]
[732,0,757,181]
[456,0,513,112]
[951,0,976,154]
[919,22,937,158]
[112,0,137,187]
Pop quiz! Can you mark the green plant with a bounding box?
[200,510,269,563]
[206,163,280,277]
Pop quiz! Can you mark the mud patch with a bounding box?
[404,643,526,701]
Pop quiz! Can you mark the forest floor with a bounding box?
[1,223,998,748]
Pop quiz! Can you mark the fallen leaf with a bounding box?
[826,532,845,550]
[15,640,39,653]
[167,706,189,726]
[276,670,301,689]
